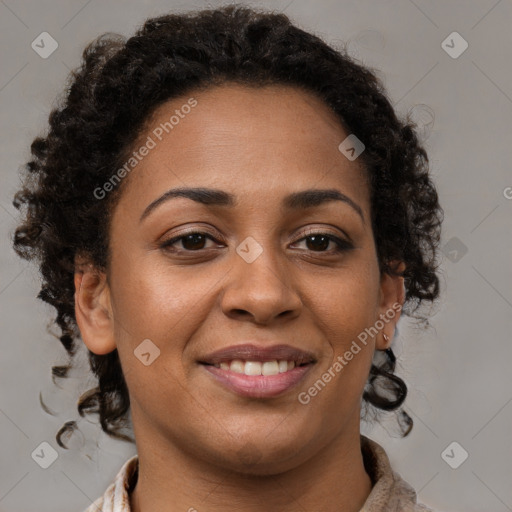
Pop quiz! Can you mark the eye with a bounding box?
[159,231,219,252]
[292,232,353,253]
[159,230,353,255]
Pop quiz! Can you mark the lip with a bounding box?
[202,364,314,398]
[198,343,316,366]
[198,343,316,399]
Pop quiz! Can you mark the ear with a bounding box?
[74,257,116,355]
[375,260,406,350]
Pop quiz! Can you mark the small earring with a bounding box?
[383,333,390,344]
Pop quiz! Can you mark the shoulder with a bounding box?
[83,454,139,512]
[360,435,435,512]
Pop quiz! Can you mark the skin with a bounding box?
[74,83,405,512]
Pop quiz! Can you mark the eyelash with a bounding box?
[159,230,353,255]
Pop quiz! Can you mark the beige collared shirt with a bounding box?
[84,435,434,512]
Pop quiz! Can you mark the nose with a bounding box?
[220,241,302,325]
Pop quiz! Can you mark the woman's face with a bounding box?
[76,83,404,474]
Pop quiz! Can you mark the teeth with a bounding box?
[213,359,299,375]
[262,361,279,376]
[230,359,244,373]
[244,361,262,376]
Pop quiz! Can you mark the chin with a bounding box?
[202,430,312,476]
[216,448,304,476]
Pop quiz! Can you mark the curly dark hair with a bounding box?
[12,4,443,449]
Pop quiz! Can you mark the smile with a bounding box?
[200,360,314,398]
[214,359,297,375]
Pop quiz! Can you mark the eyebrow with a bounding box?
[139,187,365,224]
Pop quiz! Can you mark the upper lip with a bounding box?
[199,344,317,366]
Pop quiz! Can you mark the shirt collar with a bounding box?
[359,434,433,511]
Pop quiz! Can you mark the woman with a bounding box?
[12,4,443,511]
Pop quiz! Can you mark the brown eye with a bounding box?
[305,234,330,252]
[179,233,208,250]
[160,232,217,252]
[294,233,353,253]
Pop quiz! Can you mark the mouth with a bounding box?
[198,344,316,399]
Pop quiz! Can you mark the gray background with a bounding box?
[1,1,511,511]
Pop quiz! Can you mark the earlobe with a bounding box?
[74,265,116,355]
[376,261,406,350]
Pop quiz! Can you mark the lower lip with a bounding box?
[201,363,313,398]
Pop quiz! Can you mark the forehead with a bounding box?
[115,83,370,216]
[143,82,350,156]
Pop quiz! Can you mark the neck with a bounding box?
[129,415,372,512]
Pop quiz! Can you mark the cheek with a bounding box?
[307,262,379,398]
[311,264,380,345]
[110,255,199,340]
[108,252,229,388]
[110,265,198,418]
